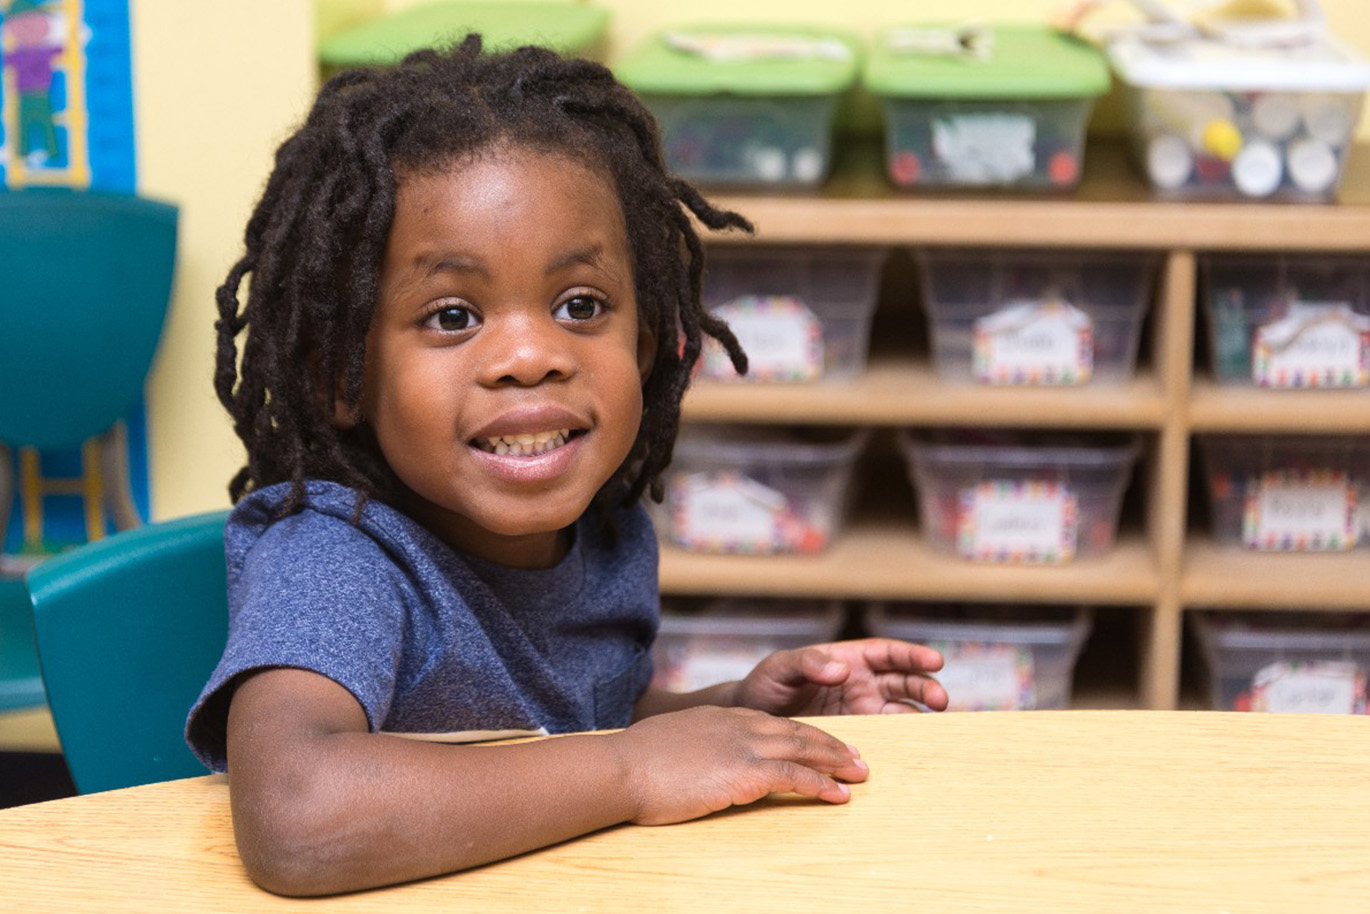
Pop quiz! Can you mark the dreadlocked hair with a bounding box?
[214,33,751,520]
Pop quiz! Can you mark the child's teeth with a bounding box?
[481,429,570,456]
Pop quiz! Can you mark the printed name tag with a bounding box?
[701,295,824,382]
[958,481,1078,563]
[1251,661,1367,714]
[1254,302,1370,389]
[669,471,786,553]
[935,643,1035,711]
[973,299,1094,385]
[1243,471,1358,551]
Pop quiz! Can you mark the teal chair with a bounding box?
[0,188,178,559]
[0,188,177,717]
[26,510,230,793]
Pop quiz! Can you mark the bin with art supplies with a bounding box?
[615,24,862,189]
[652,596,846,692]
[864,603,1092,711]
[1192,611,1370,714]
[916,248,1157,386]
[1199,434,1370,552]
[899,430,1140,564]
[1105,18,1370,200]
[655,425,868,555]
[1201,253,1370,388]
[862,23,1110,191]
[317,1,612,72]
[697,246,885,383]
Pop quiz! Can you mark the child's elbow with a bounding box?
[231,785,373,896]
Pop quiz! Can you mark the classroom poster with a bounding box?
[0,0,147,557]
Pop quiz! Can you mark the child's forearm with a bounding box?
[231,729,638,896]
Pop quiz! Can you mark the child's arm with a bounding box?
[226,667,867,897]
[635,638,949,719]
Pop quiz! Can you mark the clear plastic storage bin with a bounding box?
[864,25,1109,190]
[1201,254,1370,388]
[1192,612,1370,713]
[917,248,1157,385]
[1106,32,1370,200]
[698,246,885,382]
[1200,434,1370,551]
[657,425,868,555]
[900,430,1140,563]
[653,597,845,692]
[616,25,861,189]
[865,603,1092,710]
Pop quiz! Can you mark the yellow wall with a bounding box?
[135,0,1370,519]
[131,1,316,518]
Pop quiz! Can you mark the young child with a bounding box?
[186,35,947,897]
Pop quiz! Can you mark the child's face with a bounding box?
[348,146,653,568]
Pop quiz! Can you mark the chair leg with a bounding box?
[98,422,143,532]
[0,444,14,578]
[17,447,44,553]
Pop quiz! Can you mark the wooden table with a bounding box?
[3,711,1368,912]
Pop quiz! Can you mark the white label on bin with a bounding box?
[932,113,1035,184]
[1243,471,1359,551]
[958,481,1078,564]
[669,471,788,553]
[973,299,1094,385]
[1253,302,1370,389]
[1250,661,1366,714]
[937,643,1035,711]
[701,296,823,382]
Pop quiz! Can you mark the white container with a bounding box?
[699,246,885,383]
[900,430,1140,563]
[653,597,846,692]
[865,603,1092,710]
[1201,253,1370,388]
[658,425,868,554]
[1192,612,1370,713]
[1107,33,1370,200]
[1199,434,1370,551]
[918,248,1157,386]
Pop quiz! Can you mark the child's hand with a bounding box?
[612,705,868,826]
[733,638,948,718]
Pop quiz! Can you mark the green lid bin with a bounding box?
[319,1,610,70]
[615,24,862,188]
[863,24,1109,190]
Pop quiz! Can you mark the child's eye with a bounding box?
[554,295,605,322]
[425,305,480,332]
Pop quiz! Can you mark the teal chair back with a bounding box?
[0,189,178,450]
[26,510,230,793]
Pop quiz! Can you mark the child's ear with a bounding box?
[636,327,656,383]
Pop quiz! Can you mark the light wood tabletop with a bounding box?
[3,711,1368,912]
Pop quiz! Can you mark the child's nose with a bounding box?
[480,313,576,386]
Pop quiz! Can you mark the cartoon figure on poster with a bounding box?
[2,0,66,166]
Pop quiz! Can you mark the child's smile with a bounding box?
[347,144,653,569]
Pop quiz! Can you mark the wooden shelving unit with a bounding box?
[660,141,1370,711]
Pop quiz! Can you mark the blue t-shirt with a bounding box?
[185,481,658,771]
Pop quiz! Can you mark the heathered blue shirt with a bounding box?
[185,480,658,771]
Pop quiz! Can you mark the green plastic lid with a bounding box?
[864,24,1109,100]
[615,24,862,97]
[318,1,610,67]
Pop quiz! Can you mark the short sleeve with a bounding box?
[185,508,410,771]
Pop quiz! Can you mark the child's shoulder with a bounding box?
[226,480,431,568]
